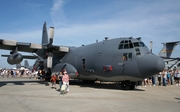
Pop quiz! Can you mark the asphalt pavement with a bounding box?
[0,77,180,112]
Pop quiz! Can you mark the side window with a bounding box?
[123,53,128,61]
[123,53,132,61]
[128,53,132,60]
[82,59,86,69]
[135,48,141,55]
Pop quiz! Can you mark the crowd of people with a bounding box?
[0,68,70,94]
[0,69,47,80]
[0,69,33,78]
[50,69,70,95]
[142,69,180,87]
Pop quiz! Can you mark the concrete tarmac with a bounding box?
[0,77,180,112]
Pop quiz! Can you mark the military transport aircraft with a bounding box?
[158,41,180,69]
[0,22,165,90]
[159,41,180,59]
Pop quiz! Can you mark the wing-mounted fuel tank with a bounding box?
[51,63,78,78]
[7,53,23,65]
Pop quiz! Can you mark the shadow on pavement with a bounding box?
[0,78,50,87]
[0,78,145,91]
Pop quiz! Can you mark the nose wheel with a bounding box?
[121,81,136,90]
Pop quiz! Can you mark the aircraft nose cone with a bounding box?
[155,57,165,72]
[137,54,165,78]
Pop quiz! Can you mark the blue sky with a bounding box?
[0,0,180,68]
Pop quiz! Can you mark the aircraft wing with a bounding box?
[0,39,42,52]
[0,39,70,55]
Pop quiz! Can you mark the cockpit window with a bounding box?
[118,40,147,50]
[133,42,146,47]
[118,40,133,49]
[124,44,129,49]
[133,42,139,47]
[129,42,133,48]
[139,42,146,47]
[125,40,128,43]
[118,44,123,49]
[121,41,124,44]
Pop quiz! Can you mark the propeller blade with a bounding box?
[47,54,53,68]
[49,27,54,44]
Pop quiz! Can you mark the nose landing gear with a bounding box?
[121,81,136,90]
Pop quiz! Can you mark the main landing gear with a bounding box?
[121,81,136,90]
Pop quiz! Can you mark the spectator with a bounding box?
[163,70,167,86]
[152,74,156,86]
[167,70,171,85]
[62,69,70,93]
[50,74,57,89]
[58,72,63,90]
[157,72,162,86]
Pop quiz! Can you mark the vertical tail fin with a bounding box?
[24,60,29,68]
[16,63,21,69]
[159,41,180,58]
[41,22,49,45]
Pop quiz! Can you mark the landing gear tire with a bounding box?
[129,82,136,90]
[44,70,51,81]
[121,81,130,90]
[121,81,136,90]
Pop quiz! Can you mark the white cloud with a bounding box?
[50,0,66,27]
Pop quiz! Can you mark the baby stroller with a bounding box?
[60,84,67,95]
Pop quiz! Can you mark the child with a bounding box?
[50,74,57,89]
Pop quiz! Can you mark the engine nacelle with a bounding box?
[7,53,23,65]
[52,63,78,79]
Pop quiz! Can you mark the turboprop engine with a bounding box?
[7,53,23,65]
[52,63,78,79]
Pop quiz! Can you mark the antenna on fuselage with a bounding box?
[96,40,98,43]
[105,37,108,41]
[150,41,153,53]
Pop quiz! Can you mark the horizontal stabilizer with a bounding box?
[1,54,38,59]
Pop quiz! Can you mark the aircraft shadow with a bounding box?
[0,78,144,91]
[69,80,145,91]
[175,97,180,103]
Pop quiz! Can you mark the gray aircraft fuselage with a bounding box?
[59,37,165,82]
